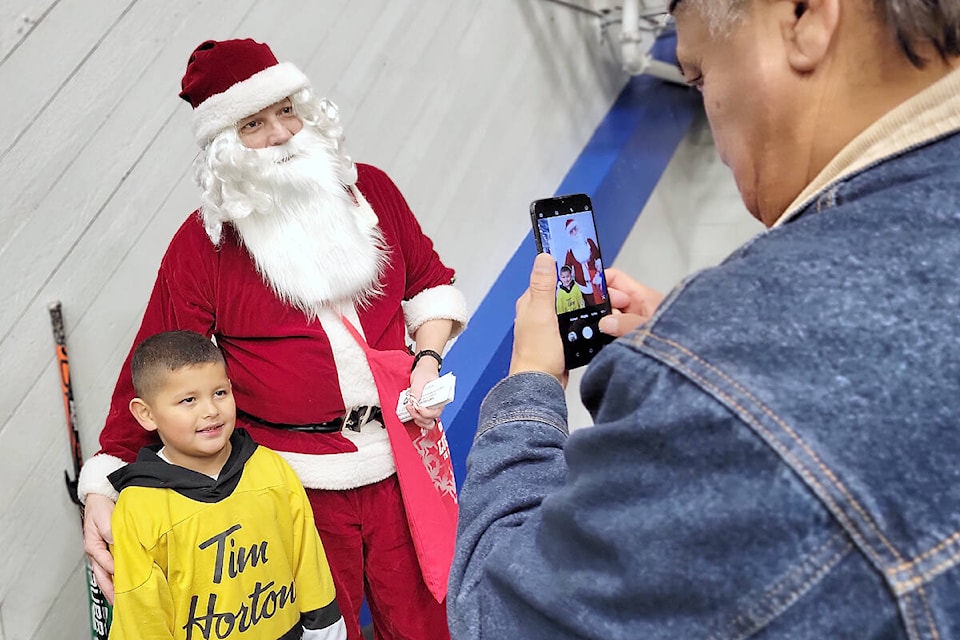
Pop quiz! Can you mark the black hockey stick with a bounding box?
[48,302,112,640]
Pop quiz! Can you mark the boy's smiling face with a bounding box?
[130,361,236,476]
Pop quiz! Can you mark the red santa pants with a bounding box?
[307,475,450,640]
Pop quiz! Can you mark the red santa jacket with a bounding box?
[96,164,458,473]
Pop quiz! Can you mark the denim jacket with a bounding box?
[449,100,960,638]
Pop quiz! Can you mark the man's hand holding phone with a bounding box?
[598,268,665,338]
[530,193,614,369]
[510,253,568,387]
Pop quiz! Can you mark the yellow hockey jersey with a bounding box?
[108,429,346,640]
[556,283,586,314]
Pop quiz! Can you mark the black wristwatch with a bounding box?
[412,349,443,372]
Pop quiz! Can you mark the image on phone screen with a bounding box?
[530,193,614,369]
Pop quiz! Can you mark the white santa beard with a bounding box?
[226,138,388,318]
[570,236,594,264]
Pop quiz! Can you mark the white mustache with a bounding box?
[253,135,311,165]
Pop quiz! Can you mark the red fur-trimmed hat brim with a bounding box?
[192,61,309,146]
[180,39,310,146]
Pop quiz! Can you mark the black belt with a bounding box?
[238,406,383,433]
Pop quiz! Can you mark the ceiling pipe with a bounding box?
[619,0,644,71]
[619,0,686,85]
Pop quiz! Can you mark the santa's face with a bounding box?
[237,98,304,149]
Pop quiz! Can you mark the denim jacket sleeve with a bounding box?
[448,344,900,640]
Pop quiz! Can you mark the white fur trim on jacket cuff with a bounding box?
[77,454,126,504]
[403,284,468,339]
[193,62,310,146]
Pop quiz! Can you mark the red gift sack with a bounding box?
[341,317,458,602]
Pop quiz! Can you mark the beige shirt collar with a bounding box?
[774,66,960,227]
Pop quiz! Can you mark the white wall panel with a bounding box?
[0,0,128,155]
[0,0,56,61]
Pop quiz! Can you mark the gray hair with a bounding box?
[668,0,746,37]
[880,0,960,66]
[670,0,960,67]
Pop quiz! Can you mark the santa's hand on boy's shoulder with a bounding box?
[83,492,117,603]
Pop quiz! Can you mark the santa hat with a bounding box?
[179,38,311,146]
[565,218,577,230]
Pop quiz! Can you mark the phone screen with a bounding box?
[530,193,614,369]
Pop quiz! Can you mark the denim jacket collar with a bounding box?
[776,65,960,227]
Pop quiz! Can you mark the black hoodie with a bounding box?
[108,428,258,503]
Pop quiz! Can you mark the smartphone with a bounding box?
[530,193,614,369]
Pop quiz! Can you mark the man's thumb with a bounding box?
[530,253,558,295]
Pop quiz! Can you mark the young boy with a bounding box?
[107,330,347,640]
[556,265,586,313]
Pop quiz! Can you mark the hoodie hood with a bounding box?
[108,428,258,503]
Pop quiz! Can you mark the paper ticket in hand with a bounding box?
[396,372,456,423]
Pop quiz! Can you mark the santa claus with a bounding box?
[562,217,606,306]
[77,38,466,640]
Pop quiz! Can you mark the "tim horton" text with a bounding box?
[183,524,297,639]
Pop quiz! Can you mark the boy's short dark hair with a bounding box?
[131,330,225,400]
[559,265,573,274]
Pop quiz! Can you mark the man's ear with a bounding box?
[129,397,159,432]
[783,0,840,73]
